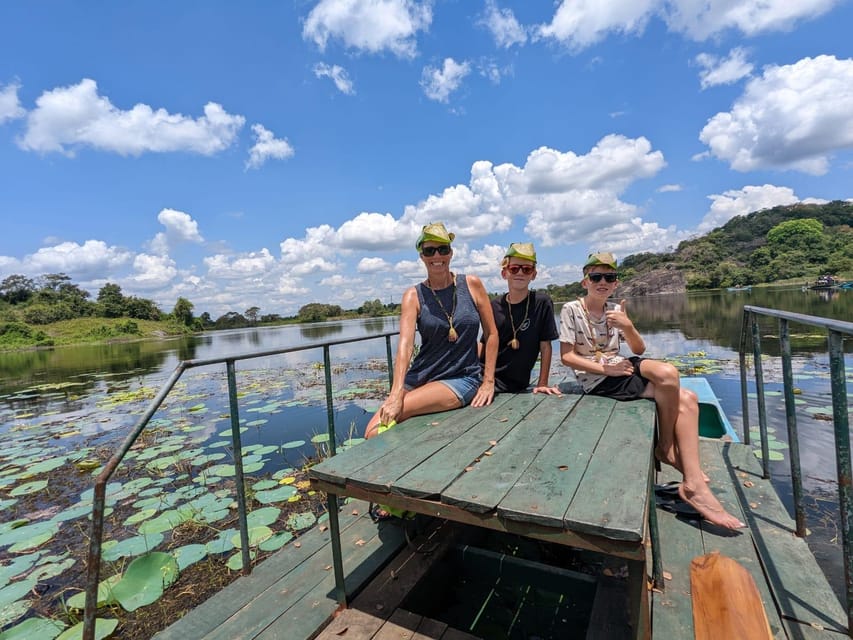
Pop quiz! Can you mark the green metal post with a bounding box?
[779,319,806,537]
[323,345,337,456]
[226,360,252,573]
[827,330,852,634]
[739,309,751,445]
[751,317,770,479]
[385,335,394,388]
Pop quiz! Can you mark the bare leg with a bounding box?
[365,381,462,439]
[640,361,744,529]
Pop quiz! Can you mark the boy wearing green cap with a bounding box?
[481,242,561,394]
[557,252,745,530]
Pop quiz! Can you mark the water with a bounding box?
[1,288,851,605]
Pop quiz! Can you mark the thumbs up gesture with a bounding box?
[605,299,633,330]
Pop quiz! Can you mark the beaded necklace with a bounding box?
[506,291,530,350]
[580,297,611,362]
[428,274,458,342]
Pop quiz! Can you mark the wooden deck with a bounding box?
[154,391,847,640]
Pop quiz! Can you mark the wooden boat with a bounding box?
[726,285,751,292]
[152,376,846,640]
[809,275,839,289]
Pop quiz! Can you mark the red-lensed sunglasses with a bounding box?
[506,264,535,275]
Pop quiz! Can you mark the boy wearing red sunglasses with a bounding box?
[558,252,745,530]
[481,243,561,395]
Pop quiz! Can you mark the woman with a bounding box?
[364,222,498,439]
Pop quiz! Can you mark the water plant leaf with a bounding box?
[101,533,164,561]
[753,449,785,461]
[255,486,298,504]
[310,433,330,444]
[226,550,256,571]
[125,508,158,526]
[0,600,31,629]
[0,615,65,639]
[0,521,58,549]
[172,544,208,570]
[65,574,122,610]
[9,479,48,497]
[137,510,189,535]
[286,512,317,531]
[205,529,237,555]
[231,526,273,548]
[55,618,118,640]
[251,479,278,491]
[258,531,293,552]
[112,552,179,611]
[25,457,68,475]
[281,440,305,449]
[0,577,36,608]
[247,507,280,528]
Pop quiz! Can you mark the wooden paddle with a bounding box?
[690,551,773,640]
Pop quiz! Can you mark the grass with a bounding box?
[0,317,191,350]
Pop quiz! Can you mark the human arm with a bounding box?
[378,286,418,424]
[532,340,562,395]
[468,275,496,407]
[560,342,636,377]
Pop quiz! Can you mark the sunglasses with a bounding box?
[587,272,618,283]
[421,245,452,257]
[506,264,535,275]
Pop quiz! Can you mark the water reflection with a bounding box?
[299,322,344,339]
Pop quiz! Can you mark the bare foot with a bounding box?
[678,483,745,530]
[655,445,710,483]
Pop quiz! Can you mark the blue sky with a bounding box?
[1,1,851,318]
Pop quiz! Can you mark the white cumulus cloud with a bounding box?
[205,248,277,279]
[302,0,432,58]
[18,78,245,156]
[357,257,391,272]
[128,253,178,289]
[697,184,800,232]
[246,124,295,170]
[699,55,853,174]
[420,58,472,103]
[313,63,356,95]
[24,240,133,279]
[480,0,528,48]
[149,208,204,255]
[696,47,754,89]
[0,81,26,124]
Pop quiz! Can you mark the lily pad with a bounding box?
[231,526,273,548]
[255,486,298,504]
[0,615,65,639]
[226,549,256,571]
[65,574,122,610]
[172,544,208,570]
[9,479,48,497]
[102,533,164,561]
[247,507,280,528]
[112,552,180,611]
[258,531,293,552]
[55,618,118,640]
[281,440,305,450]
[286,512,317,531]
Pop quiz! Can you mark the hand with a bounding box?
[605,299,634,331]
[603,358,634,377]
[532,385,562,396]
[379,396,402,425]
[471,380,495,407]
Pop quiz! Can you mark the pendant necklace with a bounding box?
[506,291,530,350]
[581,297,610,362]
[428,274,458,342]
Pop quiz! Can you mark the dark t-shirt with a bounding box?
[481,290,558,392]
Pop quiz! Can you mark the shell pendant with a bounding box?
[448,326,458,342]
[509,338,520,350]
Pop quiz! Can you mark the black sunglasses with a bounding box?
[421,245,452,257]
[587,272,618,283]
[506,264,535,275]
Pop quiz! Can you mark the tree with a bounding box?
[97,283,125,317]
[0,275,35,304]
[767,218,824,255]
[297,303,342,322]
[124,296,162,320]
[244,306,260,324]
[173,297,195,326]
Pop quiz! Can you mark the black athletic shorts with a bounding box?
[587,356,649,401]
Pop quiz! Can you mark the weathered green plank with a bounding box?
[396,393,549,502]
[255,523,408,640]
[152,500,400,640]
[308,408,470,485]
[651,464,705,639]
[345,395,515,494]
[210,515,404,640]
[696,440,787,639]
[498,394,615,527]
[722,441,847,635]
[440,395,579,512]
[565,399,656,540]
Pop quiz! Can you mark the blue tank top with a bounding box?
[405,273,483,388]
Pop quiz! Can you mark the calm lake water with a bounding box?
[1,286,851,609]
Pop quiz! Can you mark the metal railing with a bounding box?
[738,305,852,635]
[82,331,396,640]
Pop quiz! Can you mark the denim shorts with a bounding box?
[438,374,483,405]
